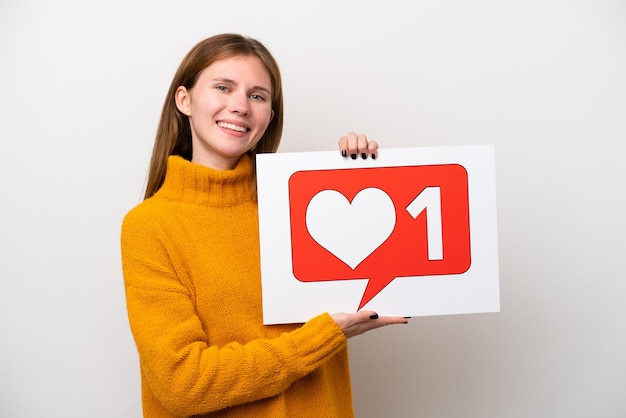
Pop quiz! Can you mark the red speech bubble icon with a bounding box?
[288,164,471,310]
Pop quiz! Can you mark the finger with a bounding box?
[345,310,378,325]
[356,134,369,159]
[345,132,359,159]
[358,316,408,334]
[360,310,379,321]
[338,136,348,157]
[330,310,377,336]
[367,140,378,160]
[375,315,410,326]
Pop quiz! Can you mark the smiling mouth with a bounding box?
[217,122,248,133]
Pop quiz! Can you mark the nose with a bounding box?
[229,91,250,115]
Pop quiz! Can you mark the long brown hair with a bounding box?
[143,33,284,200]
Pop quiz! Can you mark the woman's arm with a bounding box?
[121,213,347,416]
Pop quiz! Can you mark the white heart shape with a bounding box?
[305,188,396,269]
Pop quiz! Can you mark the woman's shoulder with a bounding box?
[121,196,172,232]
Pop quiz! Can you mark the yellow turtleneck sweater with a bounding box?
[121,154,353,417]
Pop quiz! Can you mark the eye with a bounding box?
[250,93,267,102]
[216,85,229,92]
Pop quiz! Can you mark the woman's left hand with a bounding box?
[338,132,378,160]
[331,310,408,339]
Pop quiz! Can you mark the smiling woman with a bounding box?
[142,34,285,200]
[120,33,405,418]
[174,55,275,170]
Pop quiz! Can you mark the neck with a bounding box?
[156,154,256,207]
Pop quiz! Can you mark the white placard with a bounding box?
[257,145,499,325]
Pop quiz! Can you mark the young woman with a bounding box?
[121,33,407,418]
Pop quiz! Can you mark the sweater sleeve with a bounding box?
[121,209,347,416]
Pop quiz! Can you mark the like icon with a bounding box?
[289,164,471,309]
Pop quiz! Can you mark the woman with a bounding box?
[121,33,407,418]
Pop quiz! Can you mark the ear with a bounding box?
[269,109,274,123]
[175,86,192,116]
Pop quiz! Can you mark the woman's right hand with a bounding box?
[331,311,408,339]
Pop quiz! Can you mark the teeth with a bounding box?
[217,122,247,133]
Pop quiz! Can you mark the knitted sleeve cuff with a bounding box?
[285,312,347,370]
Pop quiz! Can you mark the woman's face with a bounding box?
[175,54,274,170]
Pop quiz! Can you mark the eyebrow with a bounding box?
[212,77,272,96]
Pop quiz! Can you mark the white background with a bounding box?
[1,1,624,417]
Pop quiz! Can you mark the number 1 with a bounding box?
[406,187,443,260]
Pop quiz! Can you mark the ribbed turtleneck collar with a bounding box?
[155,154,256,207]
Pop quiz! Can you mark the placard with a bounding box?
[257,145,499,324]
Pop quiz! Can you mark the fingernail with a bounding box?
[350,154,357,160]
[371,154,376,160]
[369,313,379,320]
[341,149,347,157]
[361,153,367,159]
